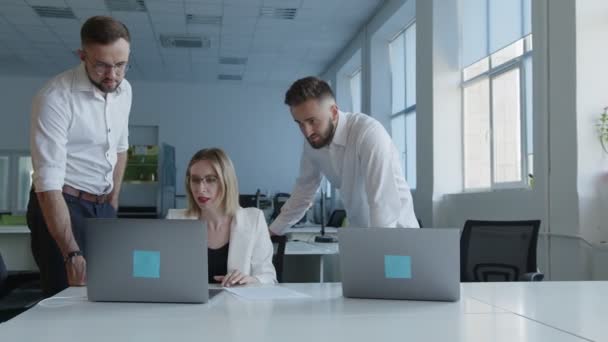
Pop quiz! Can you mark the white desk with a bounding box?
[0,282,592,342]
[283,225,339,283]
[0,225,29,234]
[285,241,338,255]
[284,225,338,234]
[285,241,339,283]
[0,225,36,271]
[464,281,608,342]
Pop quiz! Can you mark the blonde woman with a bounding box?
[167,148,277,286]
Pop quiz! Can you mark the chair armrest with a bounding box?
[520,272,544,282]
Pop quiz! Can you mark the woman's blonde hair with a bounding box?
[185,148,239,217]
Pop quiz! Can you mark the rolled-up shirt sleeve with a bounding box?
[31,92,71,192]
[116,85,131,153]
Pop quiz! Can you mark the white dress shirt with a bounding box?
[167,207,277,284]
[269,111,419,234]
[31,63,132,195]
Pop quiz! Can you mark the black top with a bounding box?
[208,243,229,283]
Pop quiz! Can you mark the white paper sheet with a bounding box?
[224,286,310,300]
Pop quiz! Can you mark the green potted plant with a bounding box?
[598,107,608,153]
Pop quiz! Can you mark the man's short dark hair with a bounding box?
[284,76,335,107]
[81,16,130,46]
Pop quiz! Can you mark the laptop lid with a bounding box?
[85,218,209,303]
[338,228,460,302]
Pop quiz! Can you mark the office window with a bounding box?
[17,156,33,211]
[349,69,362,113]
[0,156,8,211]
[0,152,33,213]
[462,35,532,190]
[389,23,416,188]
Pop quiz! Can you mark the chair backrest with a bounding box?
[460,220,541,282]
[239,194,258,208]
[0,252,7,289]
[271,193,290,221]
[326,209,346,227]
[270,235,287,283]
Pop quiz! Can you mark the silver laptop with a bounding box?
[85,218,219,303]
[338,228,460,302]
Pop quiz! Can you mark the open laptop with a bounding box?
[85,218,220,303]
[338,228,460,302]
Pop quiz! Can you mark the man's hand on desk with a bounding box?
[214,270,258,287]
[66,255,87,286]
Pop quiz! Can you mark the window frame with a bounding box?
[0,150,32,214]
[349,68,362,113]
[461,36,532,192]
[389,21,417,188]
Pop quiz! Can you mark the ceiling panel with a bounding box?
[71,8,110,20]
[144,1,185,15]
[17,25,58,42]
[0,0,383,84]
[65,0,108,10]
[27,0,66,6]
[185,3,222,16]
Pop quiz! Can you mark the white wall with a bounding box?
[423,0,600,280]
[129,80,302,195]
[0,74,303,196]
[0,77,46,151]
[575,0,608,279]
[422,0,464,228]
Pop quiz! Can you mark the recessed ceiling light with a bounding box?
[260,7,298,20]
[32,6,76,19]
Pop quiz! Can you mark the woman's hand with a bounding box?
[214,270,259,287]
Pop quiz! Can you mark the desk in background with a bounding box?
[0,226,35,271]
[282,225,339,283]
[285,241,338,283]
[1,282,600,341]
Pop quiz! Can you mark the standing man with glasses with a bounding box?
[27,16,132,297]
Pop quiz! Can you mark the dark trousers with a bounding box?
[26,189,116,297]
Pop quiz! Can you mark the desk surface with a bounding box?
[285,241,339,255]
[0,225,29,234]
[284,225,338,234]
[464,281,608,342]
[1,282,603,342]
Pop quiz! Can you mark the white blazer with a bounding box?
[166,207,277,284]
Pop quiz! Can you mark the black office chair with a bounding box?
[0,252,44,322]
[270,235,287,283]
[326,209,346,227]
[270,193,290,221]
[239,194,258,208]
[460,220,544,282]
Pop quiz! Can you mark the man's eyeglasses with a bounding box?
[85,56,131,76]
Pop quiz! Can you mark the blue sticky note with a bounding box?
[133,250,160,279]
[384,255,412,279]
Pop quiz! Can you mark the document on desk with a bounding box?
[224,286,310,301]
